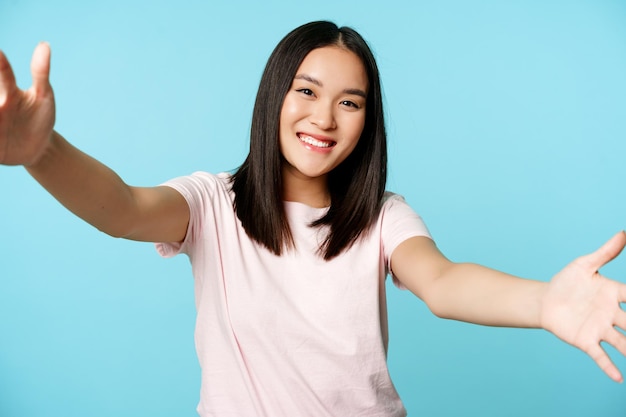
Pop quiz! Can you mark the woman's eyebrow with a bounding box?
[295,73,322,86]
[294,74,367,99]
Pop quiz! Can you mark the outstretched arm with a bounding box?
[391,232,626,382]
[0,43,189,242]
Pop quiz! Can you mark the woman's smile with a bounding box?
[297,132,337,151]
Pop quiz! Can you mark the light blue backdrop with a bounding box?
[1,1,625,416]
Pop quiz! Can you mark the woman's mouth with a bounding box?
[297,134,336,149]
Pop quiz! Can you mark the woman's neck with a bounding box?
[281,165,330,208]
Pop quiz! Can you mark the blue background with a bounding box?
[1,1,625,416]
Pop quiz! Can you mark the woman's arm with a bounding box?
[390,236,546,327]
[391,233,626,382]
[26,131,189,242]
[1,44,189,243]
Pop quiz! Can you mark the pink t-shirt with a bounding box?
[156,172,431,417]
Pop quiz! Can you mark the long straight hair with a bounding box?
[231,21,387,260]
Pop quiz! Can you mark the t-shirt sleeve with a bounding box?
[154,172,221,258]
[380,193,432,288]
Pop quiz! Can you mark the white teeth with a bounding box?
[299,135,333,148]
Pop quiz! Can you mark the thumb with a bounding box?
[579,231,626,271]
[31,42,51,94]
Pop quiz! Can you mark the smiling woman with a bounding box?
[1,14,626,417]
[232,22,388,261]
[279,46,368,204]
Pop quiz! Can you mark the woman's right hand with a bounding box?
[0,42,56,167]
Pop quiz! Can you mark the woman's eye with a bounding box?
[297,88,314,96]
[341,100,360,109]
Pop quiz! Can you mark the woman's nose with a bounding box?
[309,102,337,130]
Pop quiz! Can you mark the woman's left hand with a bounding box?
[541,231,626,382]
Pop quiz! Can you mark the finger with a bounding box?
[615,309,626,331]
[30,42,51,94]
[605,328,626,358]
[587,343,623,383]
[579,231,626,271]
[0,49,18,104]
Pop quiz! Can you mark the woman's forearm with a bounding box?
[26,131,138,238]
[423,262,547,328]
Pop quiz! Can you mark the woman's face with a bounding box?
[279,46,368,184]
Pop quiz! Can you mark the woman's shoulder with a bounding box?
[175,170,232,183]
[379,190,426,225]
[381,191,408,207]
[160,171,236,206]
[378,190,432,251]
[164,171,232,190]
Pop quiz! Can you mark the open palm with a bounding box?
[0,42,55,166]
[541,231,626,382]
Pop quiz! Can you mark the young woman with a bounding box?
[1,21,625,417]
